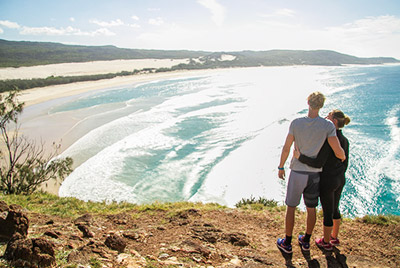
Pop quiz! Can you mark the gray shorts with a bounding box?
[285,170,320,208]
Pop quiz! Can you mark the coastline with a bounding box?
[16,68,218,108]
[0,58,189,80]
[4,64,222,195]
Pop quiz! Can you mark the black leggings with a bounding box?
[320,173,345,227]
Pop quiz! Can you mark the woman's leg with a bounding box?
[332,175,345,239]
[319,189,334,243]
[332,219,341,238]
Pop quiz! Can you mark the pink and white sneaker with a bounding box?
[315,237,333,251]
[330,236,340,246]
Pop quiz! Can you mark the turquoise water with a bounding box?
[321,65,400,216]
[56,65,400,217]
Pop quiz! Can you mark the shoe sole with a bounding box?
[277,243,293,254]
[300,245,310,251]
[298,236,310,251]
[316,244,333,251]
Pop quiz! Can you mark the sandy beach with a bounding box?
[1,60,216,195]
[0,58,189,80]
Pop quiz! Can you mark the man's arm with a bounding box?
[278,134,294,180]
[327,136,345,161]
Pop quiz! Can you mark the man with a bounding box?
[276,92,345,254]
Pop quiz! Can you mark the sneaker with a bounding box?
[315,237,333,251]
[330,236,340,246]
[298,235,310,251]
[277,238,293,254]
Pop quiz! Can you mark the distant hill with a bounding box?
[0,39,208,67]
[0,39,398,68]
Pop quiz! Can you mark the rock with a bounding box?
[73,214,93,225]
[191,224,222,244]
[44,231,59,239]
[107,213,130,225]
[67,246,92,264]
[0,200,9,212]
[223,233,250,247]
[180,239,212,257]
[160,256,183,266]
[4,233,56,268]
[123,231,140,241]
[9,204,23,211]
[117,252,147,267]
[105,234,126,253]
[158,253,170,260]
[0,205,29,241]
[76,223,94,238]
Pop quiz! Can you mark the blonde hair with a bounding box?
[307,91,325,110]
[332,109,351,128]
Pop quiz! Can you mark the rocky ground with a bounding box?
[0,201,399,268]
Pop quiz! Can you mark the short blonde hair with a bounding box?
[307,92,325,110]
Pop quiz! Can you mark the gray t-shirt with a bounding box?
[289,116,336,172]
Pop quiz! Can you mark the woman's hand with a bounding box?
[293,145,300,159]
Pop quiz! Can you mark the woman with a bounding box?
[294,109,350,251]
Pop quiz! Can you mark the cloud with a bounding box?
[260,8,296,19]
[89,19,124,27]
[131,15,140,21]
[20,26,115,36]
[69,17,75,22]
[197,0,226,27]
[275,8,296,17]
[148,17,164,26]
[128,23,141,29]
[0,20,21,29]
[327,15,400,38]
[323,15,400,57]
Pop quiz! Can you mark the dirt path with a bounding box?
[2,205,398,267]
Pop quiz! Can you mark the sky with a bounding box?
[1,0,400,59]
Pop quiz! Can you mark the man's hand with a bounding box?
[278,169,286,180]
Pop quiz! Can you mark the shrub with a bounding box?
[235,195,278,209]
[0,91,73,194]
[360,214,400,225]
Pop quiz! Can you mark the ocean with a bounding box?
[47,65,400,217]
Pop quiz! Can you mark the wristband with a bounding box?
[278,167,284,170]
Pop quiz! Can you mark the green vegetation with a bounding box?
[235,195,279,210]
[0,70,142,93]
[89,258,102,268]
[0,91,73,194]
[0,39,208,67]
[0,192,225,218]
[1,39,399,92]
[360,214,400,225]
[1,39,398,68]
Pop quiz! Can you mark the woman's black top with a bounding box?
[298,129,349,176]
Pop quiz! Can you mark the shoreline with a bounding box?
[13,68,223,195]
[17,69,219,108]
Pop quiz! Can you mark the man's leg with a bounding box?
[303,172,320,242]
[286,206,296,237]
[277,205,296,252]
[306,207,316,235]
[278,171,306,252]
